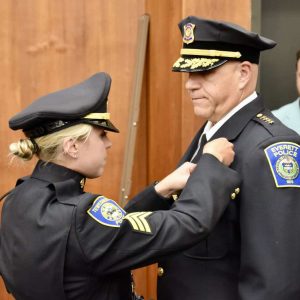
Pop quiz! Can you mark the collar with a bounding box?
[31,160,86,202]
[178,93,265,165]
[204,91,259,141]
[212,93,265,141]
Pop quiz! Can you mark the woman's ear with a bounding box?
[62,138,78,159]
[238,61,252,90]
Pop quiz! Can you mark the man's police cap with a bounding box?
[9,72,119,138]
[173,16,277,72]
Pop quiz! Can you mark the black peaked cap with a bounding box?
[9,72,119,138]
[173,16,277,72]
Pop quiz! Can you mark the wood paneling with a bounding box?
[146,0,184,182]
[0,0,250,299]
[0,0,145,199]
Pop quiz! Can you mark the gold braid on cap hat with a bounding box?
[180,49,242,58]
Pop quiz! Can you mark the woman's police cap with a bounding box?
[173,16,277,72]
[9,72,119,138]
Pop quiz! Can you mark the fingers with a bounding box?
[187,162,197,173]
[155,162,197,197]
[222,145,235,166]
[203,138,235,166]
[179,162,197,176]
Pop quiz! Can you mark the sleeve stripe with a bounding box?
[124,215,139,231]
[131,213,146,232]
[124,211,153,233]
[139,212,152,233]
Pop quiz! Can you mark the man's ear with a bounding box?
[238,61,252,90]
[62,138,78,159]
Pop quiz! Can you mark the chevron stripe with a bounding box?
[138,212,152,232]
[124,214,139,231]
[131,212,146,231]
[124,211,153,233]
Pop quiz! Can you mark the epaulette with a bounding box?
[0,190,12,202]
[253,111,297,137]
[253,112,278,136]
[254,113,274,125]
[0,176,30,202]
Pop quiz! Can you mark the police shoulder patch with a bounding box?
[87,196,126,227]
[264,142,300,188]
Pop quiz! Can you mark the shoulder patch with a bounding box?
[123,212,153,234]
[87,196,126,227]
[264,142,300,188]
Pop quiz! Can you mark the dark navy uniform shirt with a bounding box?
[0,155,240,300]
[158,96,300,300]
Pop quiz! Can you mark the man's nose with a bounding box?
[185,74,201,92]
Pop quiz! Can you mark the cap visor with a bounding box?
[172,56,228,72]
[85,119,119,133]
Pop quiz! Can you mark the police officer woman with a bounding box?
[0,72,240,300]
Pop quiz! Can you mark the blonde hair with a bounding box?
[9,123,93,162]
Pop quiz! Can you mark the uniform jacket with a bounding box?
[272,98,300,135]
[158,95,300,300]
[0,155,240,300]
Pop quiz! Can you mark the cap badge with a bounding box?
[183,23,195,44]
[264,142,300,188]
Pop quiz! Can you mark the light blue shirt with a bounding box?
[272,98,300,135]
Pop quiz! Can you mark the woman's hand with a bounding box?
[154,162,196,198]
[155,138,235,198]
[203,138,235,166]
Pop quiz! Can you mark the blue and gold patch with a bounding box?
[264,142,300,188]
[87,196,126,227]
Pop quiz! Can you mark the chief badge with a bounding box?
[264,142,300,188]
[87,196,126,227]
[183,23,195,44]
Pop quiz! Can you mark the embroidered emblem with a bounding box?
[264,142,300,187]
[183,23,195,44]
[173,57,219,69]
[124,211,153,234]
[87,196,126,227]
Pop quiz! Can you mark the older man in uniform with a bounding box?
[157,16,300,300]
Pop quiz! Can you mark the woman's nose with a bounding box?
[105,137,112,149]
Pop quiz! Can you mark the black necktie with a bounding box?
[191,133,207,163]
